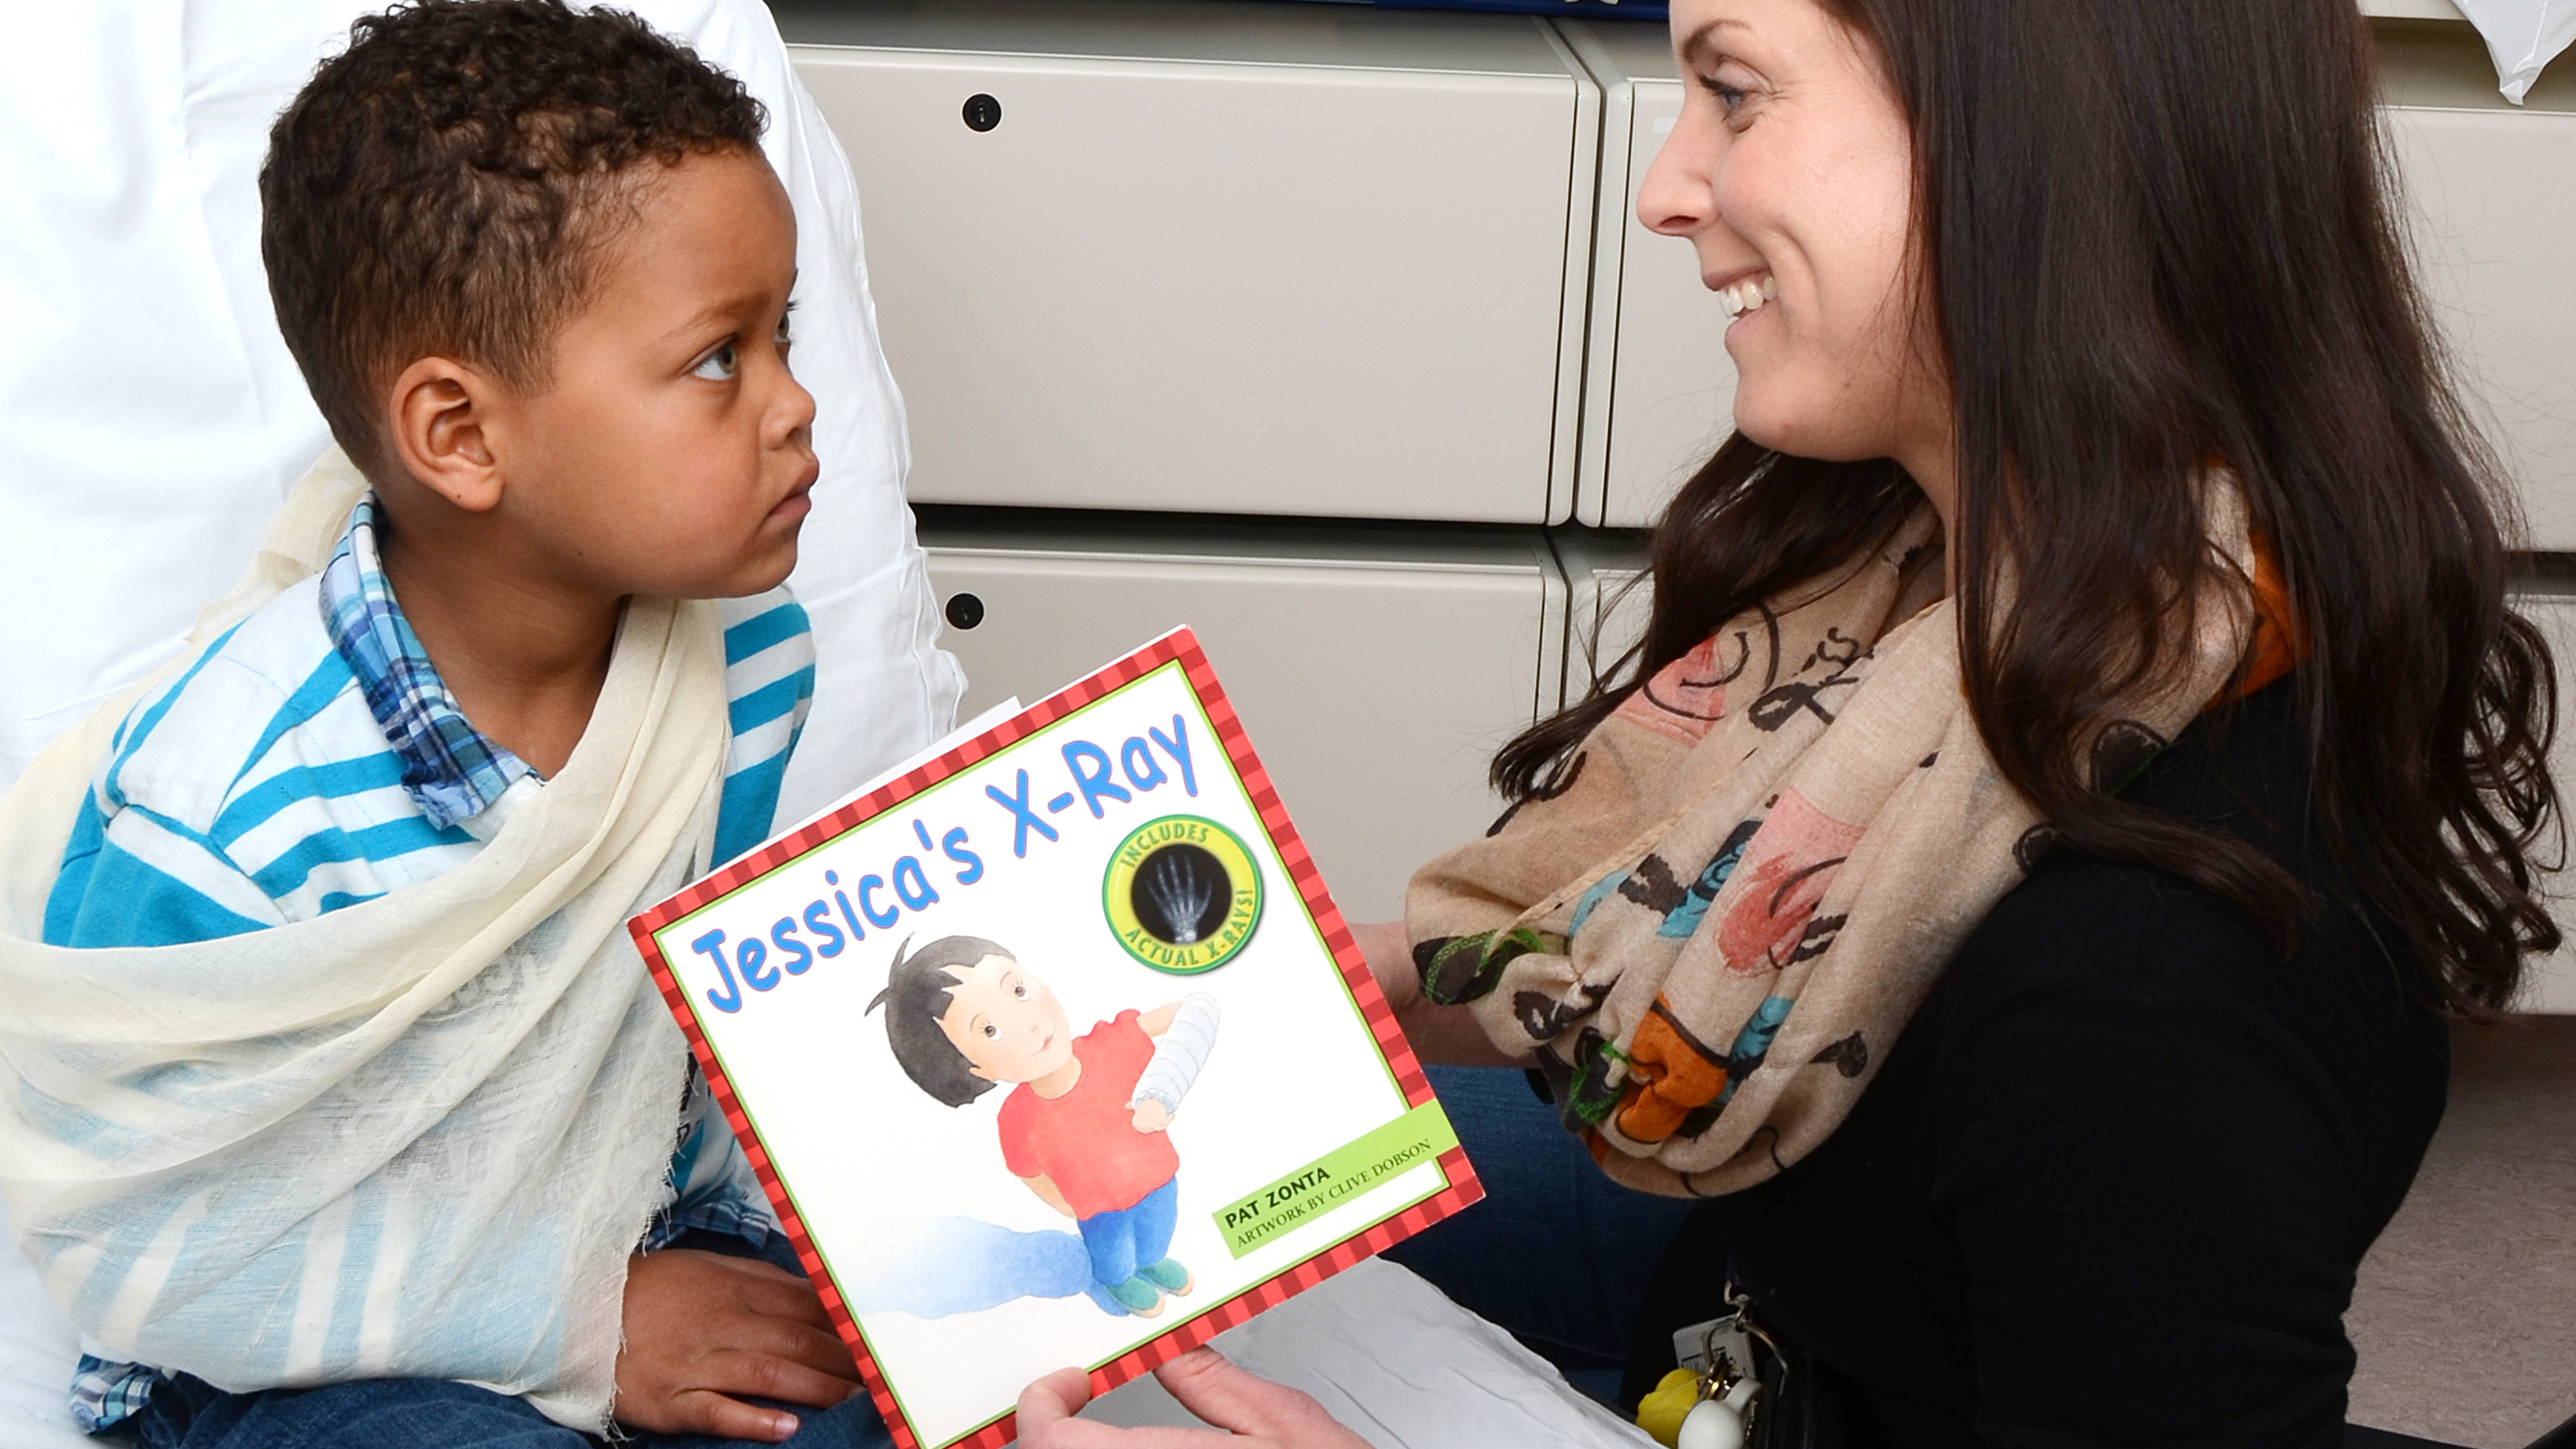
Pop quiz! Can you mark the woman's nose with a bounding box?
[1637,118,1715,238]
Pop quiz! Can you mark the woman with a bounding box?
[1020,0,2559,1443]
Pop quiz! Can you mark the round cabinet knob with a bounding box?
[944,592,986,631]
[961,93,1001,132]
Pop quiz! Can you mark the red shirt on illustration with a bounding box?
[997,1009,1179,1219]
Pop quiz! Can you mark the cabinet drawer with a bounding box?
[921,519,1567,920]
[2513,594,2576,1012]
[1560,22,1737,530]
[1566,22,2576,541]
[2382,31,2576,550]
[785,0,1596,523]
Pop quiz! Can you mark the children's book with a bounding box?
[629,628,1483,1449]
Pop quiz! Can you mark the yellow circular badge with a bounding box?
[1103,815,1263,974]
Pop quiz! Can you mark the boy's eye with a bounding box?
[1012,982,1028,999]
[691,342,740,380]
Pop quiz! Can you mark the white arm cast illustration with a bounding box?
[1131,993,1222,1116]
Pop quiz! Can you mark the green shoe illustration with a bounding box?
[1138,1257,1194,1296]
[1108,1275,1166,1316]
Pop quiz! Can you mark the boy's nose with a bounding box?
[767,373,818,450]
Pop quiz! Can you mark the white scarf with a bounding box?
[0,454,727,1429]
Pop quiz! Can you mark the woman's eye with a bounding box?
[1699,75,1746,110]
[983,1023,999,1039]
[691,343,740,380]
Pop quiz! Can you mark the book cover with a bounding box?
[628,627,1483,1449]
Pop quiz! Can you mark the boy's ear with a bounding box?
[384,356,508,513]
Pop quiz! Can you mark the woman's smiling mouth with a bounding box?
[1715,271,1779,320]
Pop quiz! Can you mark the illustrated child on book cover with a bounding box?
[870,936,1222,1318]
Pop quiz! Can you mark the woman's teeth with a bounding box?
[1719,274,1779,319]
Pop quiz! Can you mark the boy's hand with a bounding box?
[1016,1349,1371,1448]
[1131,1099,1173,1133]
[615,1248,862,1443]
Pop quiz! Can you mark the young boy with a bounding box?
[870,937,1220,1318]
[6,3,880,1445]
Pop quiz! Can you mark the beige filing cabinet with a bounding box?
[2510,594,2576,1011]
[2379,27,2576,550]
[1556,21,1738,529]
[1559,16,2576,538]
[918,516,1568,922]
[1557,535,1652,705]
[780,0,1599,523]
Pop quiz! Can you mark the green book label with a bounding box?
[1210,1100,1461,1260]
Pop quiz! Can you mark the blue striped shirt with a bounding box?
[45,492,814,1431]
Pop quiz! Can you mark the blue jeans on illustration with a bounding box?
[1075,1175,1181,1290]
[1383,1066,1698,1405]
[127,1230,891,1449]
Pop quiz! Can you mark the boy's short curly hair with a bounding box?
[868,936,1015,1109]
[259,0,767,470]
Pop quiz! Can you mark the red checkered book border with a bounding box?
[628,627,1482,1449]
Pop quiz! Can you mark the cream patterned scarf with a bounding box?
[1407,498,2274,1196]
[0,454,727,1429]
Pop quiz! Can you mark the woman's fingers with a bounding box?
[1152,1350,1369,1446]
[1016,1369,1173,1449]
[1017,1366,1096,1427]
[1014,1356,1370,1448]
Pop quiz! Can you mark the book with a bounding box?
[628,628,1483,1449]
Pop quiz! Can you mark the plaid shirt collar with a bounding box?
[317,492,534,831]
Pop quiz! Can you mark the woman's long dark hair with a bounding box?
[1499,0,2559,1015]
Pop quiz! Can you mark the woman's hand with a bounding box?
[1350,919,1419,1014]
[1351,919,1531,1068]
[613,1248,864,1443]
[1016,1349,1372,1448]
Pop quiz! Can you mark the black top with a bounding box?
[1627,677,2450,1448]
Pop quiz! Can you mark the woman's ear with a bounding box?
[384,356,508,513]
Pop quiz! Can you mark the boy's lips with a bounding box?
[768,455,821,522]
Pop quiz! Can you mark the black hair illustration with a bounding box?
[867,935,1015,1108]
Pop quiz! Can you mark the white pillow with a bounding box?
[0,0,961,818]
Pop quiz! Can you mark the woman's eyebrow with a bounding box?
[1677,18,1751,69]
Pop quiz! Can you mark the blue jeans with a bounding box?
[129,1232,891,1449]
[1075,1176,1180,1288]
[1383,1067,1697,1404]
